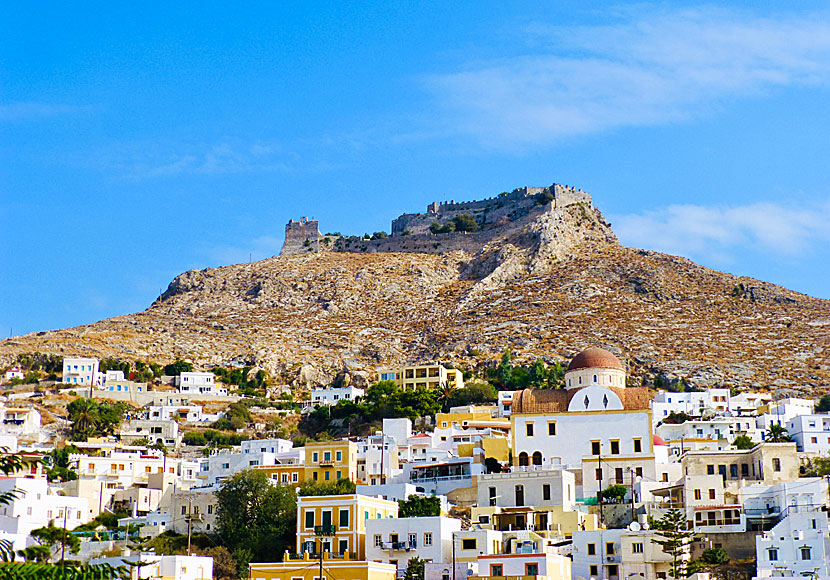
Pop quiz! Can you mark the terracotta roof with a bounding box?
[512,386,650,413]
[567,347,624,372]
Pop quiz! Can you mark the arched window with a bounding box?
[518,452,529,466]
[593,374,598,383]
[579,376,582,385]
[532,451,543,465]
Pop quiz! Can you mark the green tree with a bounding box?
[599,485,628,503]
[197,546,237,580]
[298,478,357,496]
[816,394,830,413]
[162,360,193,376]
[699,547,729,566]
[398,495,440,518]
[766,423,791,443]
[31,523,81,559]
[215,470,297,571]
[652,508,697,579]
[404,557,426,580]
[498,350,513,388]
[529,360,548,386]
[732,435,755,450]
[452,214,478,232]
[447,382,497,408]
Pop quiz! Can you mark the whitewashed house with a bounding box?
[62,357,99,386]
[785,414,830,454]
[305,385,365,409]
[755,510,829,578]
[366,516,461,576]
[176,372,227,395]
[90,553,213,580]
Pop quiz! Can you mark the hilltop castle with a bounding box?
[280,184,593,256]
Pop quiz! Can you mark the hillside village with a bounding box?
[1,345,830,580]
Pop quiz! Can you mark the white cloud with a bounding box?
[426,8,830,147]
[611,200,830,264]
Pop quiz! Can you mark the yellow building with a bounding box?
[382,363,464,391]
[305,440,359,483]
[470,505,599,539]
[297,493,398,559]
[256,463,307,485]
[250,553,396,580]
[435,408,500,429]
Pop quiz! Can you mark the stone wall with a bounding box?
[280,217,321,256]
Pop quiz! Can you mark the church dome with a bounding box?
[567,347,624,372]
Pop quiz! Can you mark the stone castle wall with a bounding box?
[281,184,593,256]
[280,217,321,256]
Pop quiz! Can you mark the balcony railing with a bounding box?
[319,459,335,466]
[314,525,336,536]
[382,541,417,551]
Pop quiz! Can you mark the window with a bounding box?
[462,538,476,550]
[608,565,618,578]
[767,548,778,561]
[324,471,330,481]
[606,542,615,555]
[773,458,781,472]
[635,467,643,477]
[615,468,623,484]
[632,542,643,553]
[694,489,701,500]
[374,535,382,547]
[489,486,497,506]
[324,451,331,462]
[491,565,503,577]
[587,543,596,556]
[800,547,812,560]
[595,468,602,481]
[590,565,599,577]
[305,510,314,529]
[339,509,349,528]
[525,563,538,576]
[709,489,716,500]
[707,465,715,475]
[548,422,556,436]
[633,439,642,453]
[591,441,601,455]
[338,539,347,554]
[543,483,551,501]
[424,532,433,546]
[313,452,319,462]
[409,533,417,548]
[526,423,534,437]
[208,505,213,514]
[610,440,620,455]
[741,464,749,477]
[336,451,342,461]
[730,464,738,478]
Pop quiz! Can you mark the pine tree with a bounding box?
[651,508,697,579]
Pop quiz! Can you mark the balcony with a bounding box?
[319,459,335,466]
[314,525,337,536]
[383,541,416,551]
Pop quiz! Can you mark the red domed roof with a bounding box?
[566,347,624,372]
[653,435,667,446]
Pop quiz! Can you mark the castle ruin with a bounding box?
[279,184,593,256]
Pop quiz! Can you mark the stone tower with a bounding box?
[280,217,321,256]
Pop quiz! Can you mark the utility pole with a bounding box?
[629,467,636,523]
[451,532,456,580]
[61,505,69,566]
[598,445,604,527]
[315,523,335,580]
[187,498,193,555]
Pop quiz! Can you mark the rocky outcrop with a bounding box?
[1,192,828,391]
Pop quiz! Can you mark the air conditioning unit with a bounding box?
[606,556,616,562]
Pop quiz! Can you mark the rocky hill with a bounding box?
[2,187,828,390]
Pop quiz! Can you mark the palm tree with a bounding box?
[766,423,791,443]
[435,383,456,412]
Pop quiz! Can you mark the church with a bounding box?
[510,347,655,499]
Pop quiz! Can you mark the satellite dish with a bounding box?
[629,521,641,531]
[642,522,650,530]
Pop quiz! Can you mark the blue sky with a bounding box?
[2,2,830,336]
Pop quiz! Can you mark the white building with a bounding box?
[90,553,213,580]
[62,357,99,386]
[0,477,89,550]
[240,438,294,455]
[0,406,41,440]
[785,414,830,454]
[511,348,655,499]
[198,449,279,486]
[740,478,827,530]
[656,417,761,456]
[305,385,365,409]
[366,516,461,574]
[2,369,24,382]
[497,391,517,418]
[176,372,227,395]
[96,369,125,385]
[148,405,208,422]
[755,510,829,578]
[476,468,576,510]
[651,388,731,426]
[119,419,180,448]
